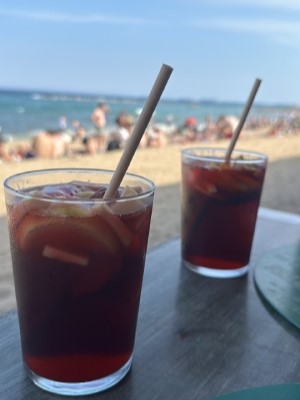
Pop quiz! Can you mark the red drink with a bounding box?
[4,169,155,395]
[181,148,267,278]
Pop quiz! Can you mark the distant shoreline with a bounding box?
[1,89,299,142]
[0,87,298,108]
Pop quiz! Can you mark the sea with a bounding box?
[0,89,294,141]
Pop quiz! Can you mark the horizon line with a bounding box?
[0,86,297,109]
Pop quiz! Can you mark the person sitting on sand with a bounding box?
[72,120,86,142]
[171,116,198,144]
[215,115,239,139]
[146,125,167,148]
[107,112,133,151]
[0,135,14,162]
[13,142,35,160]
[82,136,100,155]
[198,114,217,141]
[31,129,69,159]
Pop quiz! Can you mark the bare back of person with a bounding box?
[91,103,108,151]
[32,130,67,158]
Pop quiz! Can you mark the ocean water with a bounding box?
[0,89,291,140]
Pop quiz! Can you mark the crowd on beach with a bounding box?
[1,102,300,163]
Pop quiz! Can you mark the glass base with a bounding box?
[184,260,249,278]
[26,355,132,396]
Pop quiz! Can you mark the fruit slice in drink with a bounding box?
[17,208,125,295]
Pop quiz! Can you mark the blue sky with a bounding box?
[1,0,300,104]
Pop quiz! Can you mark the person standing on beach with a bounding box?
[91,102,109,151]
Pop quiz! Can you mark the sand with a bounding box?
[1,131,300,312]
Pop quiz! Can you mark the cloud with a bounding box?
[0,9,148,25]
[189,17,300,46]
[1,6,299,47]
[197,0,300,11]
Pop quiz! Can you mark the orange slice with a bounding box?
[17,213,124,295]
[92,203,134,246]
[47,203,91,217]
[228,169,262,191]
[8,198,46,235]
[17,214,121,255]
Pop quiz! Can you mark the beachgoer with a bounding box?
[14,143,35,160]
[59,115,68,131]
[0,135,14,162]
[107,112,133,151]
[200,114,217,140]
[146,126,167,148]
[75,125,86,141]
[91,102,109,151]
[82,136,99,155]
[72,120,86,141]
[31,129,69,158]
[215,115,239,139]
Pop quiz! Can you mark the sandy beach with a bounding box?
[1,131,300,313]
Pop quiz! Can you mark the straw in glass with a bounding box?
[225,78,262,163]
[103,63,173,199]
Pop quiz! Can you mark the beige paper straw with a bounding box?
[225,78,262,163]
[104,63,173,199]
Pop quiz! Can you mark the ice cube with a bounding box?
[69,181,110,199]
[110,185,146,215]
[41,184,80,199]
[89,187,107,199]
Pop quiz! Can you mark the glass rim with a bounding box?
[3,167,156,204]
[181,147,267,163]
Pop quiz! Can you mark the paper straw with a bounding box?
[225,78,262,163]
[104,63,173,199]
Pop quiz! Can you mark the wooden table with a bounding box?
[1,208,300,400]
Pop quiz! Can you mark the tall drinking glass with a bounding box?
[181,148,267,278]
[4,168,155,396]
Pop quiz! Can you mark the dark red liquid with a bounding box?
[8,193,153,383]
[182,160,266,270]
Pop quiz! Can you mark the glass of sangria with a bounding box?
[4,168,155,396]
[181,148,267,278]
